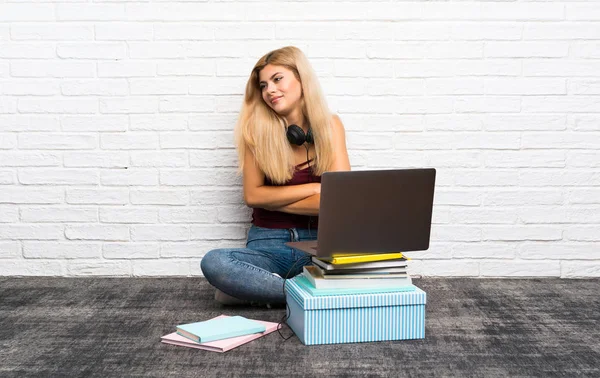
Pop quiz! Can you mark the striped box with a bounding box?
[285,277,426,345]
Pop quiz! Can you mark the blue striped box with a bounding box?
[285,277,426,345]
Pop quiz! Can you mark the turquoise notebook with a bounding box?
[176,315,266,343]
[293,275,416,297]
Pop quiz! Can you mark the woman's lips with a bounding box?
[270,96,283,104]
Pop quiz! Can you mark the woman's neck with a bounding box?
[284,109,307,131]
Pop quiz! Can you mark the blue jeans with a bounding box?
[200,225,317,304]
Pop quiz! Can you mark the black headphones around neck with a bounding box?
[286,124,314,146]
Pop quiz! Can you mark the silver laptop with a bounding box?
[286,168,436,258]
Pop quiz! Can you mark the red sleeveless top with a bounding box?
[251,160,320,229]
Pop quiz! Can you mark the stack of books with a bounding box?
[296,252,415,296]
[160,315,279,353]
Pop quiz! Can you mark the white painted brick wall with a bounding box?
[1,1,599,277]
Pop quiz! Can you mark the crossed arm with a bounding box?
[242,115,351,216]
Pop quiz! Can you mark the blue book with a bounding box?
[293,275,416,297]
[176,315,266,343]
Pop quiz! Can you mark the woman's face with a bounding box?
[258,64,303,117]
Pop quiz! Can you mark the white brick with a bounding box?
[67,189,129,205]
[130,115,188,131]
[524,23,600,40]
[159,208,215,223]
[564,227,600,242]
[158,60,214,77]
[56,42,127,60]
[365,79,423,96]
[2,80,60,96]
[101,169,159,186]
[161,242,223,258]
[571,115,600,131]
[215,24,274,40]
[101,133,159,150]
[0,25,7,41]
[154,23,213,41]
[61,80,128,96]
[455,97,521,113]
[216,206,252,223]
[98,61,156,78]
[0,241,20,258]
[425,78,483,96]
[191,225,247,240]
[0,115,60,131]
[95,23,153,41]
[403,243,452,260]
[103,243,159,259]
[567,4,600,21]
[451,208,517,225]
[186,42,245,58]
[21,207,97,223]
[129,79,188,96]
[453,243,518,260]
[0,98,17,114]
[523,97,600,113]
[486,42,568,58]
[10,60,95,78]
[0,260,63,276]
[131,225,189,241]
[160,132,219,149]
[19,169,98,185]
[431,225,481,242]
[573,42,600,60]
[57,4,126,21]
[0,225,63,240]
[1,4,53,21]
[66,225,129,241]
[189,78,244,96]
[520,207,600,224]
[485,78,566,95]
[66,261,131,276]
[0,43,55,59]
[130,151,188,168]
[277,23,336,40]
[100,97,160,114]
[567,189,600,205]
[561,262,600,278]
[333,60,393,78]
[191,189,242,206]
[425,42,484,59]
[484,115,566,131]
[160,169,240,186]
[435,190,481,206]
[480,261,560,277]
[159,96,215,113]
[0,133,17,149]
[0,205,18,223]
[408,260,480,277]
[19,133,96,150]
[0,61,7,77]
[18,98,97,114]
[347,133,393,150]
[64,152,129,168]
[366,151,428,168]
[189,150,237,168]
[455,170,519,187]
[451,23,521,40]
[482,226,562,241]
[321,78,367,97]
[99,208,158,224]
[0,170,15,184]
[367,43,424,59]
[428,151,482,168]
[130,190,188,206]
[523,132,600,149]
[520,243,598,260]
[11,24,94,41]
[482,3,563,21]
[23,242,100,259]
[485,151,565,168]
[483,190,563,206]
[128,42,186,59]
[0,187,63,204]
[519,171,600,187]
[132,260,191,276]
[343,115,423,133]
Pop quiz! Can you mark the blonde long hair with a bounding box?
[235,46,334,184]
